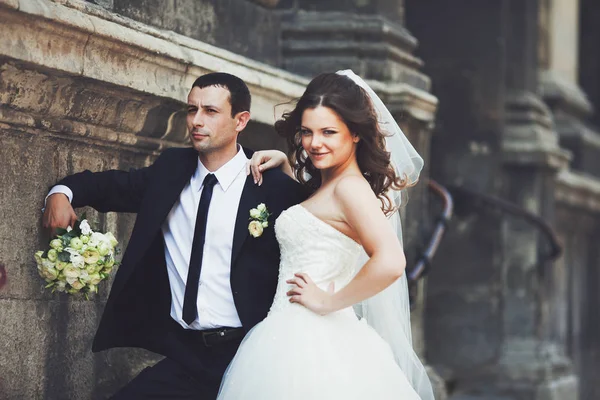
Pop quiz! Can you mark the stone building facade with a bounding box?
[0,0,598,399]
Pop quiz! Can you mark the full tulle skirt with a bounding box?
[217,304,421,400]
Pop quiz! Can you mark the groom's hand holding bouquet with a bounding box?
[36,193,119,297]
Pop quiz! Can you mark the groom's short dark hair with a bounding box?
[192,73,251,117]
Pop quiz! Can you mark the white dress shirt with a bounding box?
[46,147,249,330]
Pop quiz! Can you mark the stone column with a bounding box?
[472,0,576,398]
[407,0,578,398]
[541,0,600,398]
[579,0,600,128]
[407,0,509,393]
[463,1,577,398]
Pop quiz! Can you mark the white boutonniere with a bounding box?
[248,203,270,238]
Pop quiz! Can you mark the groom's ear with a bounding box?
[235,111,251,134]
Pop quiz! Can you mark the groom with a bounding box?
[42,73,306,399]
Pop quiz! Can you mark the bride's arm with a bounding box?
[287,175,405,315]
[246,150,295,185]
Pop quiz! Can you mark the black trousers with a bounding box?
[110,322,243,400]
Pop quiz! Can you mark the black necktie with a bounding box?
[182,173,218,325]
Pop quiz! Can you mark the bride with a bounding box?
[217,70,434,399]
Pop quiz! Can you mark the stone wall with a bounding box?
[0,0,305,398]
[407,0,600,398]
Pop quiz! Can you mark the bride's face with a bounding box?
[300,106,359,171]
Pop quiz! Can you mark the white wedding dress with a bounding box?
[217,204,421,399]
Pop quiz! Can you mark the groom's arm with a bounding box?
[57,165,155,212]
[43,154,162,231]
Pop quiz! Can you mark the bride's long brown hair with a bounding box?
[275,73,409,215]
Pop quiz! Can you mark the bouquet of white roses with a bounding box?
[34,215,119,297]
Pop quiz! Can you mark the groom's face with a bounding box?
[186,85,240,155]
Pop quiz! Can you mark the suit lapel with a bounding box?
[150,150,199,231]
[231,174,264,268]
[110,149,198,298]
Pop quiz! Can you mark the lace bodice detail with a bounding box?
[269,204,363,314]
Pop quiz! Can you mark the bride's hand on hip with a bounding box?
[246,150,292,185]
[287,273,336,315]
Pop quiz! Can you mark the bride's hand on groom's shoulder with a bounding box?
[43,193,77,235]
[286,272,336,316]
[246,150,293,185]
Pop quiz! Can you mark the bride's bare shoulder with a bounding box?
[332,175,379,210]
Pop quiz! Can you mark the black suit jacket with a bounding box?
[59,147,307,356]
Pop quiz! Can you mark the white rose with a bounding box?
[249,208,261,219]
[82,249,100,265]
[89,273,102,285]
[40,266,58,281]
[69,237,83,250]
[47,249,58,262]
[104,232,118,247]
[80,235,90,244]
[64,265,80,279]
[42,259,56,270]
[70,280,85,291]
[261,221,269,228]
[79,220,92,236]
[88,232,106,247]
[85,264,97,274]
[55,281,67,292]
[66,276,78,286]
[55,261,68,271]
[98,242,110,257]
[49,239,63,251]
[257,203,266,212]
[34,251,44,265]
[248,220,264,238]
[70,253,85,269]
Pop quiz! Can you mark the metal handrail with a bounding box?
[407,179,454,281]
[447,185,562,262]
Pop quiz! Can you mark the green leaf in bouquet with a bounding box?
[55,228,69,236]
[60,233,74,248]
[45,282,55,289]
[58,251,71,263]
[70,213,86,236]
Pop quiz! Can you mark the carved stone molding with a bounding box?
[502,91,571,170]
[0,60,189,153]
[367,79,438,124]
[555,169,600,214]
[250,0,280,8]
[0,0,307,128]
[539,70,593,119]
[281,11,430,91]
[539,70,600,177]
